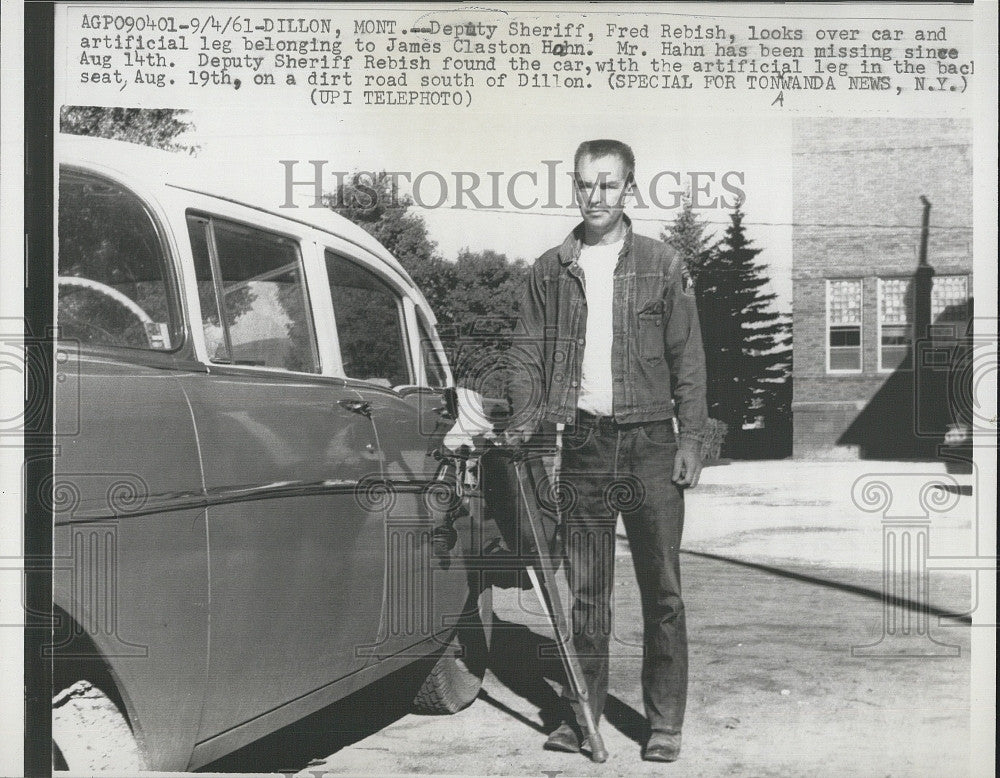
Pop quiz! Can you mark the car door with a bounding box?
[178,211,389,739]
[321,248,470,660]
[53,167,209,769]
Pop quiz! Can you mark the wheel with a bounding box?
[52,680,145,772]
[412,587,492,714]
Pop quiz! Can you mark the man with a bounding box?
[506,139,707,762]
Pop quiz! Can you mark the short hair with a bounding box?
[574,139,636,182]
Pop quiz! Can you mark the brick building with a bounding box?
[791,118,973,460]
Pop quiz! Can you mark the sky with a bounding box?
[178,106,794,310]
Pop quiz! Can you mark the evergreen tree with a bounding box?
[684,200,792,456]
[663,197,725,458]
[661,194,715,284]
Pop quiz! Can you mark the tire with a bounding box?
[413,587,492,714]
[52,680,145,773]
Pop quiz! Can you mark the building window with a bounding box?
[878,277,912,371]
[931,275,970,323]
[827,279,863,372]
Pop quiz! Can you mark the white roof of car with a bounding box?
[56,133,420,292]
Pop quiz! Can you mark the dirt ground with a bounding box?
[204,461,982,778]
[292,556,972,778]
[207,558,974,778]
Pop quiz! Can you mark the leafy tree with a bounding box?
[445,249,528,398]
[667,200,792,457]
[326,172,456,315]
[450,249,527,332]
[328,175,529,395]
[60,106,197,153]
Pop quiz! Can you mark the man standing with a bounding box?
[506,139,707,762]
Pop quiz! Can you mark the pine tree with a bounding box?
[686,200,792,456]
[661,194,715,283]
[663,199,723,458]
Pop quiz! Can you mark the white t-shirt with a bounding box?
[576,239,623,416]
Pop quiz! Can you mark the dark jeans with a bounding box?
[559,414,687,736]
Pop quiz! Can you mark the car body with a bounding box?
[51,134,486,771]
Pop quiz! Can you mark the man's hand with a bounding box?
[672,448,702,488]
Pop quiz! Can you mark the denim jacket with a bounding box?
[507,217,708,452]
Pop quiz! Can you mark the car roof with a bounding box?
[56,133,422,294]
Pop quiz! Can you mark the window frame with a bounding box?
[57,166,186,356]
[322,247,416,388]
[930,274,971,325]
[185,209,323,376]
[414,308,451,389]
[876,276,913,373]
[825,278,864,374]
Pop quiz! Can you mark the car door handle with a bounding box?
[338,399,372,418]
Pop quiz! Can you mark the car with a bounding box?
[51,134,492,772]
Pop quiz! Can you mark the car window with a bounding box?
[325,250,411,387]
[187,213,320,373]
[417,314,448,388]
[58,170,178,350]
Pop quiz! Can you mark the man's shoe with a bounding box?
[642,731,681,762]
[544,722,585,753]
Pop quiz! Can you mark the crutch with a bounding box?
[508,441,609,763]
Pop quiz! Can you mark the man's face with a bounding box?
[574,153,631,236]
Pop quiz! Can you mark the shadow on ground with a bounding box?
[203,553,973,776]
[481,617,648,745]
[202,614,648,773]
[200,654,433,774]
